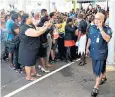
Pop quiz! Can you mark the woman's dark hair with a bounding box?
[66,18,73,24]
[41,16,49,23]
[41,9,47,16]
[50,12,56,18]
[88,15,95,23]
[11,13,18,21]
[10,10,16,16]
[5,15,10,22]
[21,13,29,26]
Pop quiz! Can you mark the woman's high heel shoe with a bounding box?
[38,65,50,73]
[41,68,50,73]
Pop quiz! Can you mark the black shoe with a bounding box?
[78,62,82,66]
[70,59,73,62]
[100,77,107,85]
[50,59,57,63]
[91,88,99,97]
[50,60,55,63]
[78,61,86,66]
[80,62,85,66]
[2,57,9,62]
[84,61,87,64]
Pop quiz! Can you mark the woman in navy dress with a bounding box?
[19,14,52,81]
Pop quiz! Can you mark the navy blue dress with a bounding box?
[88,25,112,76]
[18,24,40,66]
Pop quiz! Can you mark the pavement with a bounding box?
[1,57,115,97]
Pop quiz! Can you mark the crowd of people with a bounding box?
[0,4,112,97]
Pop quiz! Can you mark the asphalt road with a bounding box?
[1,58,115,97]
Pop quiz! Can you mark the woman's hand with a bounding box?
[86,48,90,56]
[43,21,53,29]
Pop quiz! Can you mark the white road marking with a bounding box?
[4,59,80,97]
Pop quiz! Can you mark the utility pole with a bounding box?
[72,0,76,11]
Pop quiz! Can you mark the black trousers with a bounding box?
[65,46,76,61]
[57,36,66,59]
[13,44,21,69]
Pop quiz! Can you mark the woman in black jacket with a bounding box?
[64,18,77,62]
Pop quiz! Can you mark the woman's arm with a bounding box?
[25,22,52,37]
[86,38,91,55]
[25,27,48,37]
[99,27,112,42]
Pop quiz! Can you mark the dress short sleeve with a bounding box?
[106,27,112,38]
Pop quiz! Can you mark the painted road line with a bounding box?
[4,59,80,97]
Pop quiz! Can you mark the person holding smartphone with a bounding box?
[86,13,112,97]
